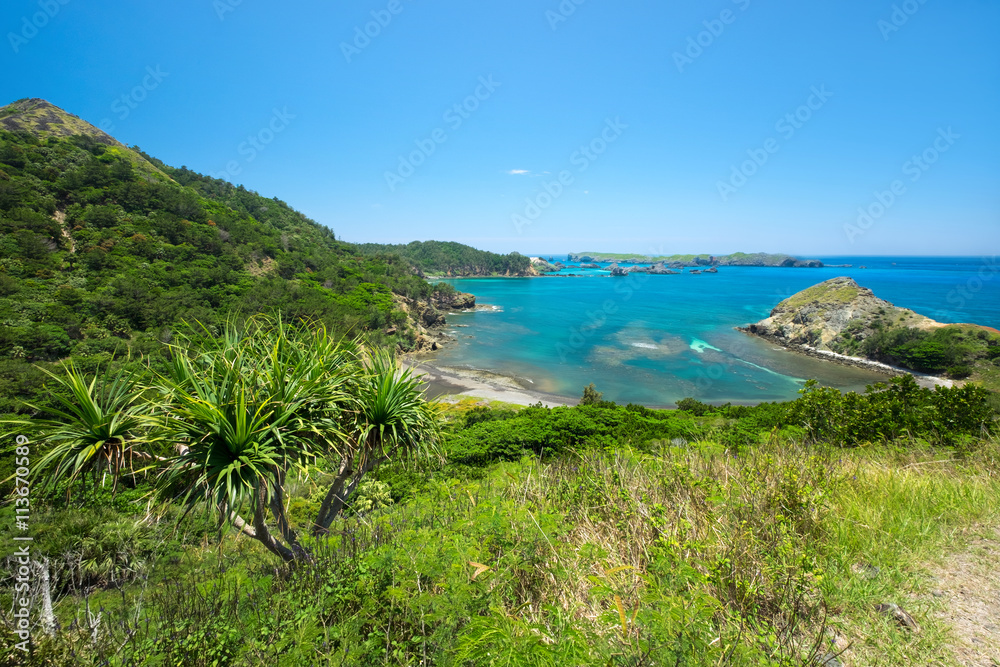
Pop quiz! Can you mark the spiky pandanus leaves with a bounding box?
[4,363,159,497]
[354,348,440,463]
[7,314,441,563]
[156,317,360,560]
[314,347,441,534]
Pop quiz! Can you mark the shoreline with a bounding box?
[402,357,576,407]
[406,330,957,411]
[736,327,956,389]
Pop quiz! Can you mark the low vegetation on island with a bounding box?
[743,277,1000,389]
[569,252,824,268]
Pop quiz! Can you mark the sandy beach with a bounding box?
[402,358,575,407]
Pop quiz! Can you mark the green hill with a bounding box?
[352,240,532,276]
[742,277,1000,388]
[0,98,453,413]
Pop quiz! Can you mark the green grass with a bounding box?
[7,435,998,666]
[779,280,865,310]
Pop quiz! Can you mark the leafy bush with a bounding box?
[676,396,715,416]
[790,375,994,446]
[579,382,602,405]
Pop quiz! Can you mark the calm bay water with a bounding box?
[433,256,999,407]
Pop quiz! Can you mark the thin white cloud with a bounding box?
[506,169,530,175]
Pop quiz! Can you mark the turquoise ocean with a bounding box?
[432,256,1000,407]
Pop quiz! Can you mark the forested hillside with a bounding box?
[0,99,453,414]
[352,240,532,276]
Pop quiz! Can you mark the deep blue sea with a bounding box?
[433,256,1000,407]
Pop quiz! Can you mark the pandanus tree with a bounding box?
[11,316,440,563]
[4,363,161,497]
[312,347,439,536]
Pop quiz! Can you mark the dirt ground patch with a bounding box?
[925,527,1000,666]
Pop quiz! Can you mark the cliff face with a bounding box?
[742,277,936,350]
[394,290,477,352]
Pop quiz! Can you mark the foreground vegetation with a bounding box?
[2,357,998,664]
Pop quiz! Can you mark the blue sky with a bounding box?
[2,0,998,256]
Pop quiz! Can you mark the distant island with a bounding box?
[740,277,1000,389]
[569,252,824,268]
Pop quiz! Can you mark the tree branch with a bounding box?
[313,455,355,535]
[251,483,295,562]
[268,468,310,561]
[313,450,388,535]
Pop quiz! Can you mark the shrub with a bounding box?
[580,383,603,405]
[676,397,715,416]
[946,365,972,379]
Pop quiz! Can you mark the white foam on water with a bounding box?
[630,342,658,349]
[734,357,802,382]
[689,338,721,354]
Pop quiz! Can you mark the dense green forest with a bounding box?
[0,100,463,416]
[352,240,532,276]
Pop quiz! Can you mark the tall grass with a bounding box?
[4,436,998,665]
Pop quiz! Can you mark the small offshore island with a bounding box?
[739,277,1000,391]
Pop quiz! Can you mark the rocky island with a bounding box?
[740,277,1000,387]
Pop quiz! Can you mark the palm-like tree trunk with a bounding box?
[312,449,388,536]
[251,483,295,562]
[267,468,311,561]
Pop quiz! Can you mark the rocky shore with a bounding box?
[394,289,479,352]
[738,277,956,388]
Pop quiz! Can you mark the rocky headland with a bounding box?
[740,277,940,351]
[738,277,1000,387]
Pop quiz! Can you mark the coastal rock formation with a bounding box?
[741,277,1000,386]
[432,290,476,311]
[530,257,559,273]
[740,277,937,351]
[629,262,679,275]
[394,292,475,352]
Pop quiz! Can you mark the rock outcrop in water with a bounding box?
[628,262,680,275]
[739,277,938,351]
[432,290,476,311]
